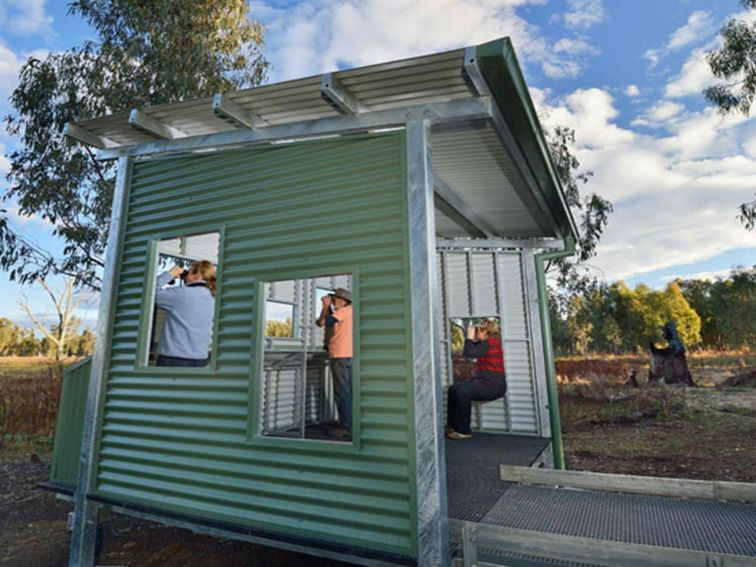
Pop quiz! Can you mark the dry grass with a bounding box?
[559,382,686,427]
[0,358,73,454]
[558,352,756,482]
[556,350,755,387]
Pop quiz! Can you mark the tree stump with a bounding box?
[649,349,695,386]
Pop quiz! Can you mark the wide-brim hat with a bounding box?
[333,287,352,302]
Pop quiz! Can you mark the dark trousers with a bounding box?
[156,355,208,368]
[330,358,353,430]
[447,375,506,434]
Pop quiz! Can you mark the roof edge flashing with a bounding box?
[474,38,580,244]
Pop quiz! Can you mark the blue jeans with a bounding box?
[447,374,506,434]
[156,355,208,367]
[330,358,353,430]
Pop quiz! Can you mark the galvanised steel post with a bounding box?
[533,236,575,470]
[69,156,132,566]
[405,119,450,566]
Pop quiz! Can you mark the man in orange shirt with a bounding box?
[316,288,353,437]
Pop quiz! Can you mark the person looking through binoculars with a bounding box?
[316,288,353,438]
[154,260,217,367]
[446,319,506,440]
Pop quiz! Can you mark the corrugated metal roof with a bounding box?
[68,39,577,242]
[73,48,471,147]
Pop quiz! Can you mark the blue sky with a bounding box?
[1,0,755,325]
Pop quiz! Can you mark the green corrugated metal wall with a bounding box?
[91,132,418,557]
[51,356,92,486]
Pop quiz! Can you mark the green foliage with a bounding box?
[0,317,95,358]
[1,0,268,289]
[450,323,465,354]
[679,267,756,349]
[266,318,293,338]
[704,0,756,229]
[547,266,756,355]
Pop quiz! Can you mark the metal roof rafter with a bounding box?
[63,123,118,149]
[211,93,268,129]
[128,109,189,140]
[320,73,366,114]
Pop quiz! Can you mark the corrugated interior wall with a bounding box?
[93,132,418,557]
[437,251,539,434]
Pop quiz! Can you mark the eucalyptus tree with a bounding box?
[2,0,268,290]
[704,0,756,229]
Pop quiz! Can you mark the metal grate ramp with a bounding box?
[480,484,756,557]
[446,433,550,522]
[452,483,756,567]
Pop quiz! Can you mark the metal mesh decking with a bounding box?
[481,484,756,557]
[445,433,550,522]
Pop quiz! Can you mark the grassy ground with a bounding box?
[558,352,756,482]
[0,357,80,458]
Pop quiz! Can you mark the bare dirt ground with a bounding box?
[560,359,756,483]
[0,460,353,567]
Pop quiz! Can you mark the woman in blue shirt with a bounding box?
[154,260,216,367]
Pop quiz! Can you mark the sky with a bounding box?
[0,0,755,326]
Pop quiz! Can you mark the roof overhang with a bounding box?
[65,38,578,244]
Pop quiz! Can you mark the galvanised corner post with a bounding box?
[69,156,132,567]
[405,119,450,566]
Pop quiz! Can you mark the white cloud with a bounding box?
[660,269,733,283]
[0,41,24,99]
[553,38,598,57]
[0,142,9,175]
[644,10,716,71]
[535,87,756,281]
[562,0,605,31]
[0,0,54,37]
[644,49,660,69]
[625,85,640,97]
[657,107,754,159]
[631,101,685,127]
[664,48,717,98]
[251,0,598,82]
[667,11,714,51]
[743,134,756,159]
[539,88,635,149]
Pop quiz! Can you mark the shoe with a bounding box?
[446,430,472,440]
[329,428,351,438]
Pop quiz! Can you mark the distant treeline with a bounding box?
[550,267,755,355]
[0,318,95,357]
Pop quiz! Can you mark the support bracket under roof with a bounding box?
[128,109,188,140]
[211,93,268,129]
[433,175,496,238]
[320,73,366,114]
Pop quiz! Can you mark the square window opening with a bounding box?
[144,231,221,368]
[259,274,354,443]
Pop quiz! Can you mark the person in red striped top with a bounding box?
[446,319,507,440]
